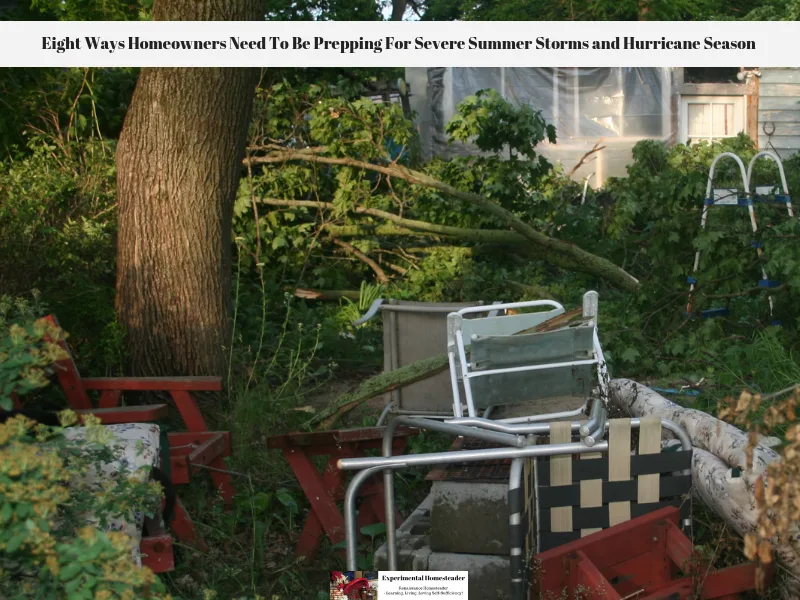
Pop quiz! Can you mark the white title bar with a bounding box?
[1,21,797,67]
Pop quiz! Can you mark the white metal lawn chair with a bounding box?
[446,291,609,422]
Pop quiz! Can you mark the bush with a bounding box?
[0,411,169,599]
[0,312,67,411]
[0,314,169,599]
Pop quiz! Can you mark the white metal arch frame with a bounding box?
[448,299,565,418]
[746,150,794,218]
[687,152,770,316]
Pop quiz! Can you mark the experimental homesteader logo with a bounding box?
[378,571,468,598]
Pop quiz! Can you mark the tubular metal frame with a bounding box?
[450,299,569,419]
[747,150,793,217]
[338,415,692,571]
[448,293,610,425]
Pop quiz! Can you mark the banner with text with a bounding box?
[329,571,467,599]
[0,21,797,67]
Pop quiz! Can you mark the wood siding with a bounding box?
[758,68,800,156]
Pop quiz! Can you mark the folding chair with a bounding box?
[510,416,693,599]
[446,291,608,422]
[512,416,768,599]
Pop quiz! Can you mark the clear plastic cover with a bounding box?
[418,67,678,186]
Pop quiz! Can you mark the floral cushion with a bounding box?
[62,423,161,566]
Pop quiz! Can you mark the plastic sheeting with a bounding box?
[417,67,678,186]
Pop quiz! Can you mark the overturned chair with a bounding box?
[338,412,697,597]
[447,292,608,422]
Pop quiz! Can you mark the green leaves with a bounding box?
[446,89,553,161]
[360,522,386,538]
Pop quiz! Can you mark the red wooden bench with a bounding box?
[267,426,418,561]
[13,315,235,573]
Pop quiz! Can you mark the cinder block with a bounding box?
[430,481,509,555]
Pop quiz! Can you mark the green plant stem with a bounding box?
[228,243,243,400]
[245,267,268,393]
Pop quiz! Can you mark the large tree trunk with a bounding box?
[116,0,263,376]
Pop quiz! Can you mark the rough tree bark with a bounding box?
[116,0,264,376]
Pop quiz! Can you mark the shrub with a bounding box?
[0,313,67,411]
[0,316,169,599]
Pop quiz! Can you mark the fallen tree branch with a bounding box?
[330,237,389,284]
[307,353,451,428]
[259,197,531,246]
[293,288,360,301]
[248,151,640,292]
[312,307,584,428]
[566,139,606,179]
[384,262,409,275]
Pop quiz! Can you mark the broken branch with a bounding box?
[566,139,607,179]
[331,237,389,284]
[248,150,640,292]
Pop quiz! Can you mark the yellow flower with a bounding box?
[46,555,59,574]
[58,409,78,427]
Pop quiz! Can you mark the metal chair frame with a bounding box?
[338,416,692,582]
[447,291,609,421]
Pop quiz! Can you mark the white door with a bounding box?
[680,95,746,144]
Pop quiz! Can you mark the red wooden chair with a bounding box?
[13,315,235,572]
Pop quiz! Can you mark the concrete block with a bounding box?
[430,481,509,555]
[374,494,432,570]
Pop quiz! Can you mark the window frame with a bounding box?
[679,94,747,145]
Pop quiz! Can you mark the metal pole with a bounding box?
[376,402,394,427]
[496,401,587,424]
[579,396,604,437]
[583,409,607,447]
[344,440,611,471]
[445,417,582,435]
[379,416,526,570]
[345,464,406,571]
[448,350,463,418]
[382,420,401,570]
[508,458,525,600]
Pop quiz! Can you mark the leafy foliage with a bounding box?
[420,0,777,20]
[1,411,169,599]
[239,81,800,410]
[0,316,68,411]
[0,96,125,373]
